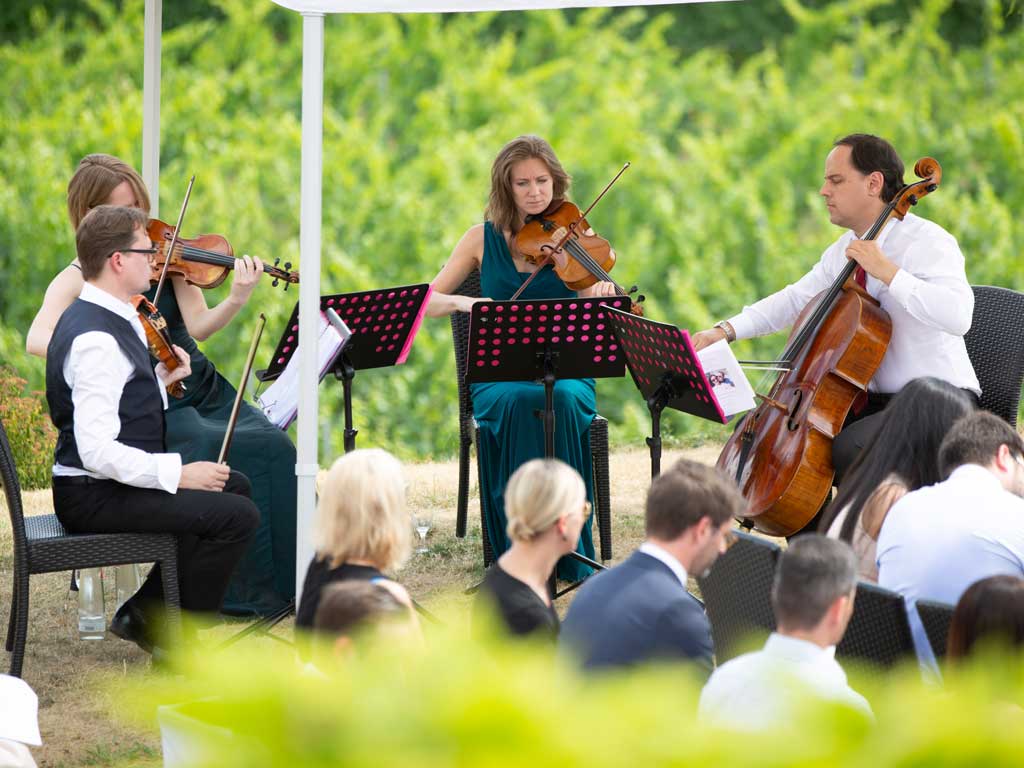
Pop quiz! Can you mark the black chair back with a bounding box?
[916,598,955,661]
[0,416,29,602]
[450,271,482,542]
[965,285,1024,427]
[697,531,780,663]
[836,581,914,670]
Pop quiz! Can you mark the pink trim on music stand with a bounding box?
[397,285,432,365]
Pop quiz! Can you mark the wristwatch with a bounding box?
[714,320,736,343]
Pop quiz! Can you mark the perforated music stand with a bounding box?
[262,283,432,452]
[228,284,434,644]
[466,295,630,594]
[602,305,725,479]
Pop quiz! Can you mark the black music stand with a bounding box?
[225,284,433,647]
[261,283,432,453]
[466,295,630,596]
[602,306,726,479]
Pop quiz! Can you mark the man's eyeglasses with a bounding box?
[582,500,592,520]
[109,242,159,260]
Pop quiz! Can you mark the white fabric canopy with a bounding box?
[142,0,739,607]
[273,0,726,12]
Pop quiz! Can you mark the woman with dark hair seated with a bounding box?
[947,575,1024,660]
[819,377,975,581]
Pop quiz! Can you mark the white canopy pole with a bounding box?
[142,0,161,217]
[294,11,327,604]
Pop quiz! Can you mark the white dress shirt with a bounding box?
[639,541,688,587]
[51,283,181,492]
[877,464,1024,668]
[698,633,872,729]
[727,213,980,395]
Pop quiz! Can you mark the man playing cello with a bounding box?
[46,205,259,656]
[692,134,979,527]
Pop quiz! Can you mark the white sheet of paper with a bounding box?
[256,312,351,429]
[696,339,756,418]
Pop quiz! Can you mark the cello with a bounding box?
[716,157,942,537]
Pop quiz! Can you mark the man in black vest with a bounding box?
[46,204,259,655]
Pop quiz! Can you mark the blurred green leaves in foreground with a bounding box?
[122,618,1024,767]
[2,0,1022,460]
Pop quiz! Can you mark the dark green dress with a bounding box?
[471,222,596,582]
[146,283,296,615]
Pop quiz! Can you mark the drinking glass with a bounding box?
[412,511,434,554]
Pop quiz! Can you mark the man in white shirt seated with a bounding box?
[45,205,260,655]
[690,133,979,505]
[877,411,1024,669]
[699,535,871,729]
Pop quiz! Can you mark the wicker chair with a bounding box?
[2,414,181,677]
[449,270,613,566]
[965,285,1024,427]
[916,598,955,661]
[696,531,780,663]
[836,581,914,672]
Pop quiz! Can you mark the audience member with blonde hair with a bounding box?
[296,449,413,631]
[473,459,590,638]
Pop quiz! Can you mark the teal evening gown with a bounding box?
[146,283,296,615]
[472,222,597,582]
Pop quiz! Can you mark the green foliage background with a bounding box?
[1,0,1022,462]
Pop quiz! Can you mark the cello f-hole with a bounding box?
[786,390,804,432]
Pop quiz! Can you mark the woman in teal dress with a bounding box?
[426,136,619,581]
[27,153,296,615]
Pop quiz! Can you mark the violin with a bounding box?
[132,294,186,398]
[147,218,299,290]
[510,165,644,314]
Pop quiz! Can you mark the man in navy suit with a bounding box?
[560,459,745,675]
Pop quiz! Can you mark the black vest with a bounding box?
[46,298,166,470]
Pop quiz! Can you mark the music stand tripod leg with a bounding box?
[218,598,296,650]
[333,352,358,453]
[645,375,676,480]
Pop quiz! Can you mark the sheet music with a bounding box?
[256,312,351,429]
[696,339,756,418]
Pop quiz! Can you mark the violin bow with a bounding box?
[217,313,267,464]
[509,162,630,302]
[152,175,195,306]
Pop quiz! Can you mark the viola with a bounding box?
[147,218,299,290]
[510,164,644,314]
[515,200,619,290]
[716,158,942,537]
[131,294,186,398]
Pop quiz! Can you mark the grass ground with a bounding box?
[1,445,726,768]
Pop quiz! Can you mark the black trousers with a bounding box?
[52,471,260,615]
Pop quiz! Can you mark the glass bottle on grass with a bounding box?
[77,568,105,640]
[114,563,143,613]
